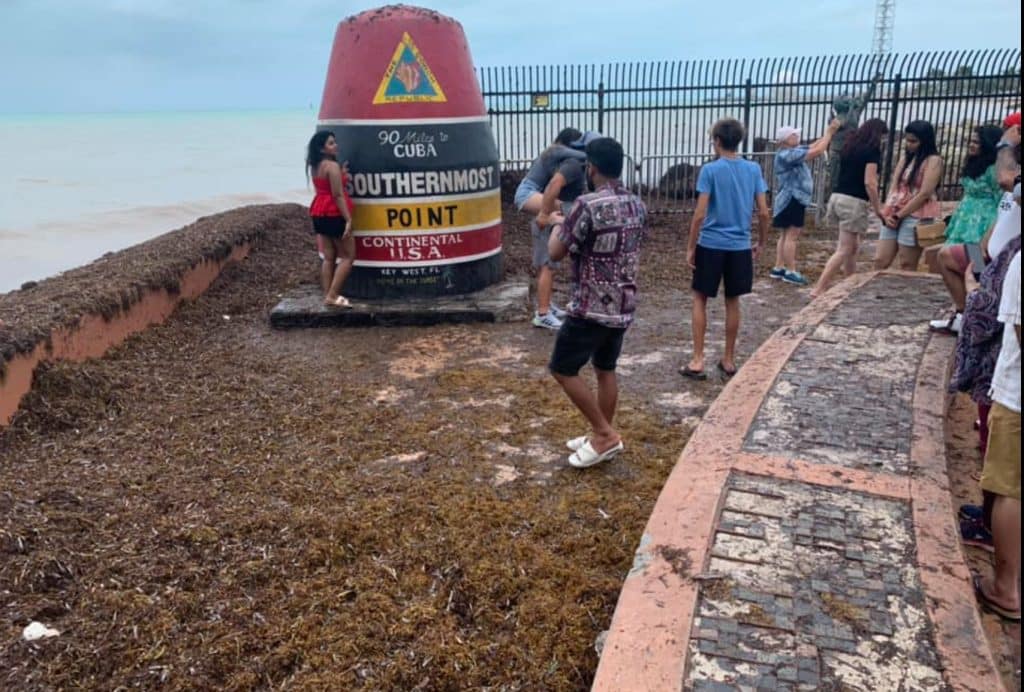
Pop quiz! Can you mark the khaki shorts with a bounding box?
[825,193,870,234]
[981,402,1021,500]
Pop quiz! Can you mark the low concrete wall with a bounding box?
[0,204,307,428]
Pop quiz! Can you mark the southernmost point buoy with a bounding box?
[318,5,502,299]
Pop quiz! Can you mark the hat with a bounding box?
[775,126,801,143]
[570,131,605,150]
[1004,112,1021,128]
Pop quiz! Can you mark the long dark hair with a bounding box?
[903,120,939,188]
[842,118,889,158]
[306,130,335,179]
[961,125,1003,180]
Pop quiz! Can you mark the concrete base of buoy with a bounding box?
[269,279,529,329]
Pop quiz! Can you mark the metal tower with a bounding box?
[872,0,895,54]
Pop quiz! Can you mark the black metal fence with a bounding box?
[478,49,1020,208]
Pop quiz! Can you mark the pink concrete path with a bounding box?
[593,271,1004,692]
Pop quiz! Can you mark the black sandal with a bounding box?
[679,366,707,380]
[973,574,1021,621]
[717,361,738,378]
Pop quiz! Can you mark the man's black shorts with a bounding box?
[772,199,806,229]
[549,317,627,376]
[691,245,753,299]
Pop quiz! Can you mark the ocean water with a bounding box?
[0,110,318,293]
[3,98,1017,294]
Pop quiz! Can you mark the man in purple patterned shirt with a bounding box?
[547,137,648,468]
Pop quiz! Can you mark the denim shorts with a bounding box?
[514,178,542,210]
[878,216,919,247]
[531,220,559,269]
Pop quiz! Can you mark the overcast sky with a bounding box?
[0,0,1019,114]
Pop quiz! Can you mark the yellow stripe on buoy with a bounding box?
[352,192,501,232]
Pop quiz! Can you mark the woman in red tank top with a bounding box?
[307,131,356,307]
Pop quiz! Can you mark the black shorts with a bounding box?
[312,216,345,238]
[691,245,753,299]
[773,199,806,229]
[549,317,627,376]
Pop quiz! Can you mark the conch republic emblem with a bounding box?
[373,32,447,104]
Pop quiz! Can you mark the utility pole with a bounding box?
[872,0,895,55]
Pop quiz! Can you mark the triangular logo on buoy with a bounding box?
[372,32,447,104]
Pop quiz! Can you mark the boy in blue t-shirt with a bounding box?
[682,118,771,379]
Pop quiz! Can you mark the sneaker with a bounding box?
[958,504,984,522]
[532,312,563,330]
[960,518,994,552]
[769,267,786,280]
[929,313,962,334]
[782,270,809,286]
[549,303,568,319]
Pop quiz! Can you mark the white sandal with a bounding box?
[569,440,624,468]
[566,435,588,452]
[324,295,352,309]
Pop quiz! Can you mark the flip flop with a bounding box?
[679,366,707,381]
[569,440,624,469]
[566,435,588,452]
[324,296,352,309]
[717,361,738,378]
[973,574,1021,622]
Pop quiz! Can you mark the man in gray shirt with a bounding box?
[513,128,588,330]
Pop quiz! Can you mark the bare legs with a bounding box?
[936,244,968,312]
[723,297,740,372]
[522,193,557,316]
[552,368,621,454]
[812,230,861,298]
[322,233,355,304]
[688,291,708,372]
[874,238,922,271]
[688,292,740,372]
[537,265,554,315]
[980,494,1022,614]
[775,228,802,272]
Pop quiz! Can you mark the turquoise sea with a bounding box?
[0,110,318,293]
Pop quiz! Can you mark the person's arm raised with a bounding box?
[804,119,842,161]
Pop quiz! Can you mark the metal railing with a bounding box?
[479,49,1021,208]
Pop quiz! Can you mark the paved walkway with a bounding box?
[593,271,1004,691]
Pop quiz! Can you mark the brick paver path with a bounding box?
[594,273,1002,692]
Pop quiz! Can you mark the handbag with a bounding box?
[914,219,946,248]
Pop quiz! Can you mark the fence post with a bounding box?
[883,73,902,196]
[597,81,605,133]
[742,78,753,152]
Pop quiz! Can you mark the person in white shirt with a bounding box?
[974,248,1021,621]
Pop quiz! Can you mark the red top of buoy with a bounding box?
[319,4,486,121]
